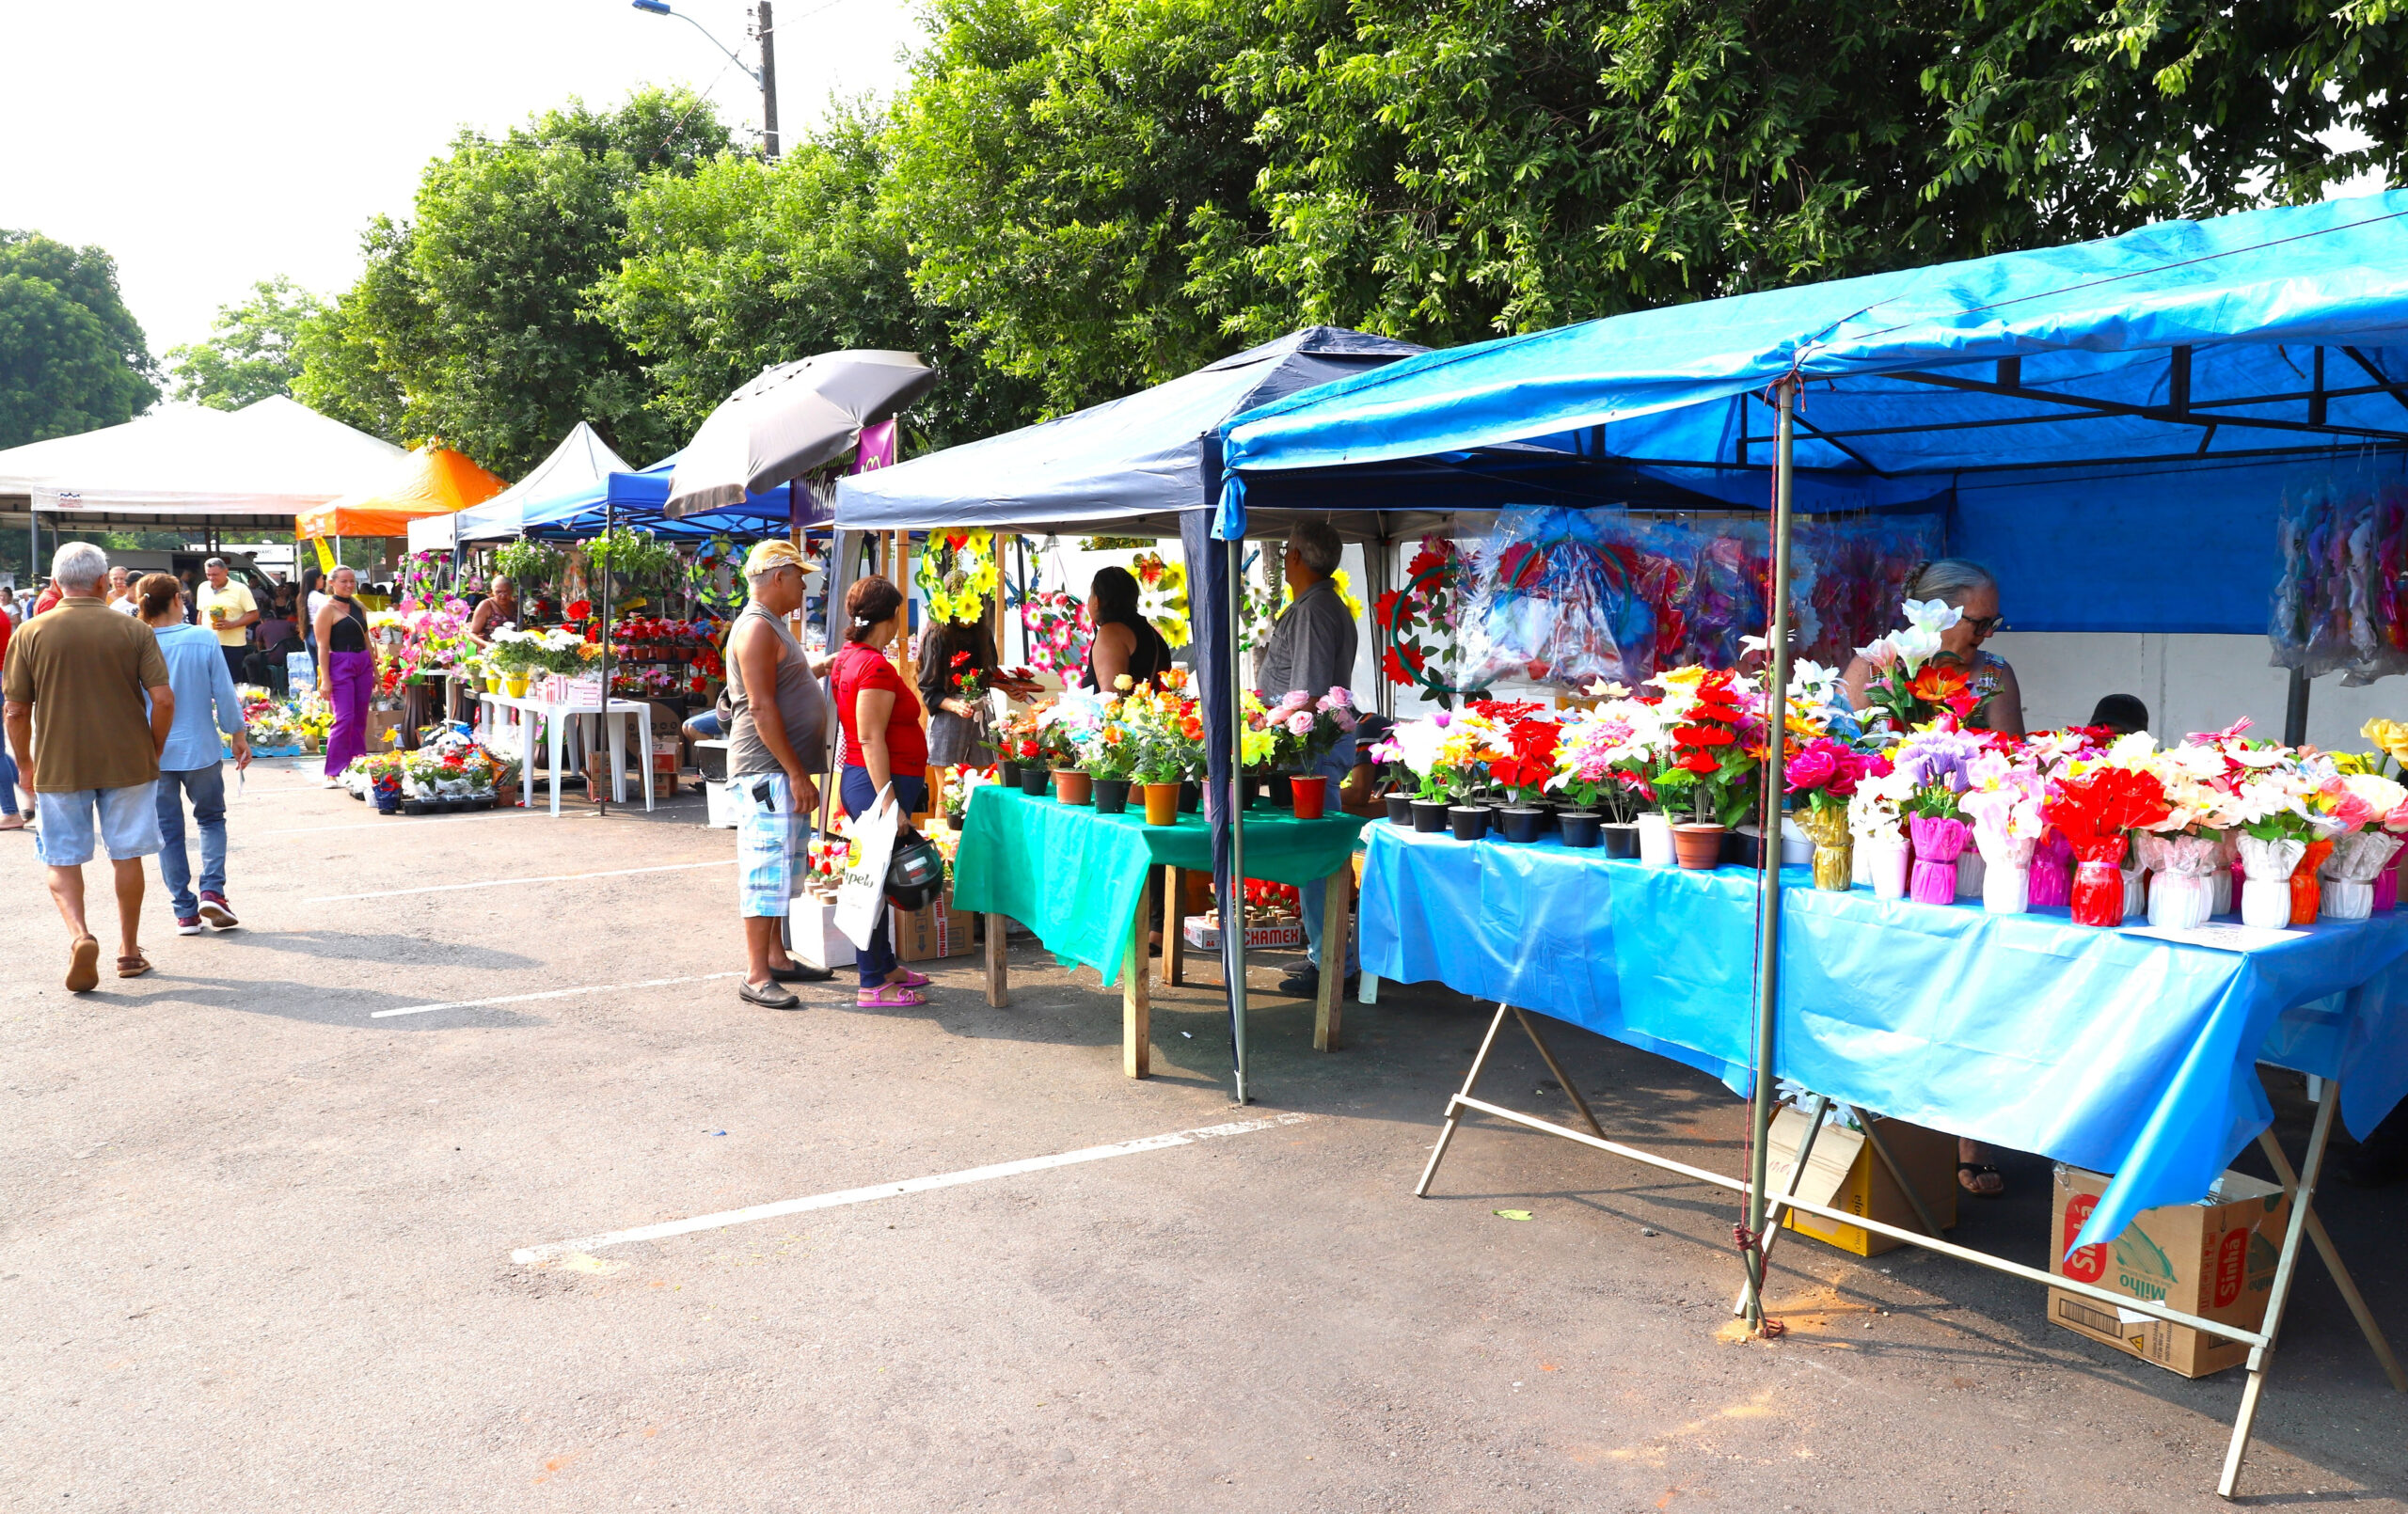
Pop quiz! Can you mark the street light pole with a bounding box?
[630,0,778,160]
[755,3,779,160]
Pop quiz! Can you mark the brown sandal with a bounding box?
[65,936,101,992]
[116,952,151,980]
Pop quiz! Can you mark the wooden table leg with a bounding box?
[1314,862,1348,1051]
[1161,865,1184,986]
[1123,871,1151,1079]
[984,911,1008,1008]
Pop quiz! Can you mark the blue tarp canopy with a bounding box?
[1219,193,2408,635]
[834,327,1425,536]
[452,450,817,544]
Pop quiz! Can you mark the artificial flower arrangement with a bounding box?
[915,530,1000,625]
[1257,686,1361,770]
[1644,667,1764,841]
[1852,598,1993,731]
[1547,691,1665,828]
[995,705,1045,773]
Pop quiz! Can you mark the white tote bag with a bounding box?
[833,781,900,950]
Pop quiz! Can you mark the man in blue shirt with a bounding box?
[137,574,251,934]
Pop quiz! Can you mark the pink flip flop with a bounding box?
[892,970,932,988]
[858,983,927,1008]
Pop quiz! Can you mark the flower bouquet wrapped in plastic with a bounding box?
[2041,766,2171,927]
[1785,736,1874,891]
[2028,827,2075,907]
[1847,768,1914,901]
[2134,832,2225,931]
[1961,783,2041,915]
[2321,828,2403,921]
[2235,834,2308,928]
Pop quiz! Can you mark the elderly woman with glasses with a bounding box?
[1841,557,2025,740]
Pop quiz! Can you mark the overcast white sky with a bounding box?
[3,0,923,359]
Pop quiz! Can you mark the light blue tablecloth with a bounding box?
[1359,823,2408,1252]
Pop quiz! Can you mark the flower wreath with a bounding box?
[915,530,1000,625]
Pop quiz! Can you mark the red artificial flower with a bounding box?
[1676,749,1720,775]
[1673,725,1735,749]
[565,599,593,621]
[689,676,706,694]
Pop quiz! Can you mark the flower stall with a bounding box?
[336,728,521,815]
[951,670,1371,1078]
[1212,197,2408,1492]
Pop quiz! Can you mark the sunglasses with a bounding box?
[1964,613,2007,637]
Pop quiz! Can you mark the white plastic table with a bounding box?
[475,692,655,816]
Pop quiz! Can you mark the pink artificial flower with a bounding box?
[1855,639,1900,671]
[1784,744,1836,794]
[1284,711,1315,737]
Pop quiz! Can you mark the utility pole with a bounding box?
[755,2,779,159]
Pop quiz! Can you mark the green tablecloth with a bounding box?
[952,786,1369,986]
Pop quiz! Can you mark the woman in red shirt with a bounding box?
[831,575,931,1007]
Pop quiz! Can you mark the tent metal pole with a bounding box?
[1739,377,1798,1332]
[597,498,612,817]
[1228,531,1249,1104]
[2283,669,2311,747]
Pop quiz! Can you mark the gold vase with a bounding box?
[1796,805,1853,891]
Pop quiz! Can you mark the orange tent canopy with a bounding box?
[294,446,506,539]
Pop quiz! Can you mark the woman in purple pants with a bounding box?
[312,566,375,786]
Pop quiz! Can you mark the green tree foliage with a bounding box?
[594,105,1040,451]
[293,88,732,474]
[882,0,1277,414]
[0,229,158,448]
[164,276,325,410]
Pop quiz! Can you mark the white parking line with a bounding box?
[372,971,746,1018]
[510,1112,1315,1265]
[307,859,733,903]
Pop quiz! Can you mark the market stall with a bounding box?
[1209,192,2408,1496]
[297,444,506,541]
[838,327,1426,1096]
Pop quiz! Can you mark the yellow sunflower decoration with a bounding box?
[914,530,1000,625]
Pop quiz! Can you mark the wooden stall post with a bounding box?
[1123,872,1152,1078]
[984,911,1009,1008]
[1160,865,1184,986]
[1313,861,1349,1051]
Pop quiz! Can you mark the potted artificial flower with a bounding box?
[1785,737,1875,889]
[1489,713,1560,844]
[1085,709,1138,815]
[1549,697,1659,855]
[2041,765,2173,927]
[1647,670,1756,870]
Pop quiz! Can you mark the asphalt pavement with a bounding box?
[2,759,2401,1512]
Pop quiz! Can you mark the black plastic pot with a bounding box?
[1559,812,1605,850]
[1597,820,1639,858]
[1498,805,1546,844]
[1411,798,1450,833]
[999,760,1023,787]
[1448,805,1491,842]
[1179,781,1200,813]
[1721,828,1765,868]
[1092,778,1131,815]
[1239,775,1259,808]
[1260,778,1292,812]
[1384,793,1415,826]
[1019,765,1051,796]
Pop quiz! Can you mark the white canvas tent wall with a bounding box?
[0,396,404,535]
[411,421,631,552]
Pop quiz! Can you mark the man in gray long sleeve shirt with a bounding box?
[1257,522,1361,997]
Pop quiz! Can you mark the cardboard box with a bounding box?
[368,708,405,749]
[785,891,857,971]
[1767,1106,1959,1256]
[1180,912,1305,951]
[703,779,738,829]
[2047,1164,2288,1378]
[895,892,975,961]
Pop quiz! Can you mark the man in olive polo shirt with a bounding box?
[3,542,176,991]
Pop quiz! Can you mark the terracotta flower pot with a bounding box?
[1141,781,1181,825]
[1092,778,1131,815]
[1052,768,1092,805]
[1410,798,1450,833]
[1671,823,1725,870]
[1291,776,1329,820]
[1448,805,1490,842]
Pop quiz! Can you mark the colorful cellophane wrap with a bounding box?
[1960,787,2039,915]
[1907,813,1970,906]
[2135,831,2224,930]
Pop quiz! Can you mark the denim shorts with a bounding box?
[733,773,812,918]
[37,782,164,867]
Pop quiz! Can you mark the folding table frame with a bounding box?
[1417,999,2406,1498]
[980,860,1351,1078]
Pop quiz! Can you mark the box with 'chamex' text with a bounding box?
[2047,1163,2289,1379]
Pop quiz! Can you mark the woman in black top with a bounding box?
[1082,566,1172,691]
[313,567,375,785]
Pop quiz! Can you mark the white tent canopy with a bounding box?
[410,421,630,552]
[0,396,405,530]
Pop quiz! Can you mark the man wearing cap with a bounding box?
[726,539,835,1009]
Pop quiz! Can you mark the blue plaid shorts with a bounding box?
[732,773,813,918]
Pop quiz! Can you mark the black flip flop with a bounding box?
[1958,1161,2005,1198]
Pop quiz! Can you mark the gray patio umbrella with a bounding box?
[663,350,939,518]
